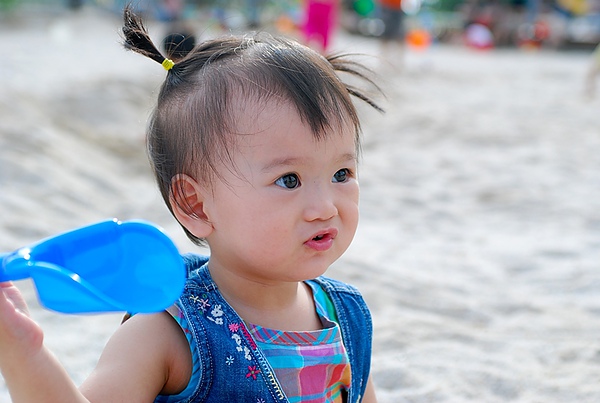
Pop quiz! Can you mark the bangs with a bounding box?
[197,36,361,143]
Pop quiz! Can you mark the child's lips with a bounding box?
[304,228,338,251]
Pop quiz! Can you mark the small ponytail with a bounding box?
[327,54,384,113]
[122,4,174,71]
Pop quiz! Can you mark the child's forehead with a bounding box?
[231,96,291,127]
[230,94,353,135]
[231,99,356,155]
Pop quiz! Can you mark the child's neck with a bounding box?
[208,266,322,332]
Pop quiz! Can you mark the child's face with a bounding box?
[202,99,359,284]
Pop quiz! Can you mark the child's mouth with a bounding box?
[305,229,337,251]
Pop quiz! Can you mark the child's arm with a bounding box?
[362,375,378,403]
[79,310,192,401]
[0,283,192,402]
[0,282,88,402]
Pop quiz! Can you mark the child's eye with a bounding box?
[275,173,300,189]
[332,168,351,183]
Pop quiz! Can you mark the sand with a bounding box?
[1,6,599,403]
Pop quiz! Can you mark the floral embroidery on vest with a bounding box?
[187,291,271,396]
[246,365,261,380]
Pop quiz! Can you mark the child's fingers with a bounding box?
[0,282,30,316]
[0,282,16,308]
[0,281,15,291]
[0,282,43,356]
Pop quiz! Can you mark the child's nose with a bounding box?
[302,183,338,222]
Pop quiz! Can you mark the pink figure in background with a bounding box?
[302,0,338,53]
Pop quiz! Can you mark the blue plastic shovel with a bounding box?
[0,219,186,314]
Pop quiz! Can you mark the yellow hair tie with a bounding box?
[162,58,175,71]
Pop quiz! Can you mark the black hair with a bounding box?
[122,5,382,246]
[162,27,196,61]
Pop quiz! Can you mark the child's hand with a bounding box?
[0,282,44,362]
[0,282,90,402]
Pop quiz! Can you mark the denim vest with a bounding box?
[162,253,373,403]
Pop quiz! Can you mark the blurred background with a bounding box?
[1,0,599,49]
[1,0,600,402]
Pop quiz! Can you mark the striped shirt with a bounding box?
[247,282,351,402]
[159,281,351,402]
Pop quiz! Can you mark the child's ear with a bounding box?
[170,174,214,238]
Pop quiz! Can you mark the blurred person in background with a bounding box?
[302,0,340,53]
[377,0,405,66]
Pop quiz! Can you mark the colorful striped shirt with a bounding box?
[247,281,351,402]
[160,281,351,402]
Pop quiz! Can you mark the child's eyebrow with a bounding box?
[261,152,357,172]
[261,157,304,172]
[335,152,358,167]
[338,152,358,164]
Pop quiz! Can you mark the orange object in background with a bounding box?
[406,29,431,50]
[276,15,297,34]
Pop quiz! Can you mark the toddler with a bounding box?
[0,5,381,402]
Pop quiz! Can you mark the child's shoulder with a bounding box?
[308,276,372,325]
[309,275,363,296]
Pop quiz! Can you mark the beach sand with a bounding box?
[1,7,599,402]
